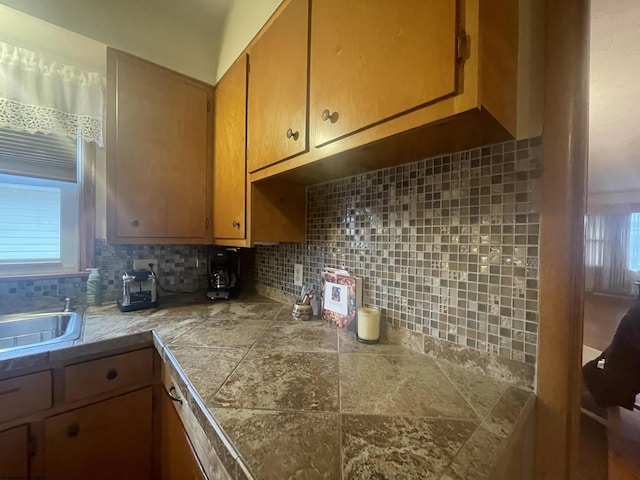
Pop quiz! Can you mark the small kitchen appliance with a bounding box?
[118,268,159,312]
[206,247,240,300]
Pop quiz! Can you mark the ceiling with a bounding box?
[589,0,640,196]
[154,0,233,34]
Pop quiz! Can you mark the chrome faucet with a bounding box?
[62,297,71,312]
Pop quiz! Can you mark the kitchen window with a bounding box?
[0,40,103,278]
[629,212,640,272]
[584,215,605,267]
[0,129,94,277]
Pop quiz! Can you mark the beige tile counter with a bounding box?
[2,293,535,479]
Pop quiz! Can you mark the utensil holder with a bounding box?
[292,303,312,321]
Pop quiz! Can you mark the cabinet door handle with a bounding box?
[321,109,338,123]
[286,128,299,140]
[131,219,140,227]
[232,220,241,229]
[105,368,118,380]
[67,424,80,438]
[167,385,183,405]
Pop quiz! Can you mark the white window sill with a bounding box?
[0,270,89,281]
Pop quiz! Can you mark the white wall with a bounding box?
[0,4,106,73]
[216,0,283,80]
[0,0,220,83]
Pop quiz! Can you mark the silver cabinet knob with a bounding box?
[286,128,299,140]
[321,109,338,122]
[131,219,140,227]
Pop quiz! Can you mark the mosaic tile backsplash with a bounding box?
[255,138,542,365]
[93,240,212,302]
[0,241,213,312]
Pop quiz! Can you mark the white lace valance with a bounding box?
[0,41,105,146]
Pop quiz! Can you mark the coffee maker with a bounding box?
[118,268,159,312]
[206,247,240,300]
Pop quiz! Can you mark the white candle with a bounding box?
[357,307,381,343]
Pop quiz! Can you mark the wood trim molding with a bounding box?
[79,142,96,271]
[535,1,589,479]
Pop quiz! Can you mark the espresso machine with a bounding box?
[206,247,240,300]
[118,268,159,312]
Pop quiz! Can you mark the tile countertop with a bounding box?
[6,292,535,480]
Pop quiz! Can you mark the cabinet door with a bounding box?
[247,0,309,172]
[310,0,458,146]
[0,425,29,478]
[160,392,207,480]
[44,387,153,480]
[107,49,212,242]
[213,56,247,240]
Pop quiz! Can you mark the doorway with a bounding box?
[579,1,640,477]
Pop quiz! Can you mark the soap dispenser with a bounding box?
[86,268,102,306]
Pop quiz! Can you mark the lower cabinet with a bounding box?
[161,392,207,480]
[0,349,211,480]
[44,387,153,480]
[0,424,29,478]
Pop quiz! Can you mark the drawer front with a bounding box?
[64,348,153,402]
[0,371,51,423]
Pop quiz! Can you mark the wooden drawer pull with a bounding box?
[67,424,80,438]
[106,369,118,380]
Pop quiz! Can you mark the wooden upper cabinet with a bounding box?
[213,55,248,242]
[310,0,458,147]
[106,48,213,244]
[247,0,309,172]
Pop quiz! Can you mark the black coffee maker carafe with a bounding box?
[206,247,240,300]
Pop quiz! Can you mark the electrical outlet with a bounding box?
[294,264,303,286]
[133,258,158,270]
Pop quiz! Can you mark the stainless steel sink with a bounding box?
[0,310,84,360]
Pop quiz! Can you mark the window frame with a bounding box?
[0,141,95,279]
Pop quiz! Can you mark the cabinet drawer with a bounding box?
[64,348,153,402]
[0,370,51,423]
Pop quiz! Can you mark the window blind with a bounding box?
[0,180,61,262]
[629,213,640,272]
[0,127,78,183]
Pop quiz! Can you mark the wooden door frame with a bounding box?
[535,0,590,478]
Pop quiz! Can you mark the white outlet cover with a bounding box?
[133,258,158,270]
[294,264,303,286]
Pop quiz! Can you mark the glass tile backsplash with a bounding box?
[94,240,211,302]
[255,138,542,365]
[0,242,212,313]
